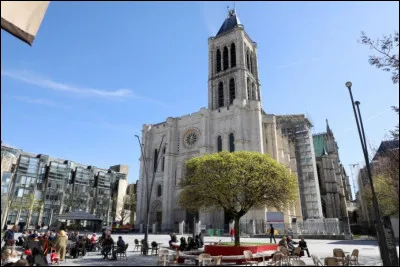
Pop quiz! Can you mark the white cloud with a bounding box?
[1,68,171,107]
[12,95,71,109]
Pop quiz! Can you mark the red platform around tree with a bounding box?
[204,243,278,256]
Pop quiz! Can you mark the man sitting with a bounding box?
[112,236,125,260]
[168,232,177,248]
[286,236,298,255]
[298,237,310,257]
[101,234,114,260]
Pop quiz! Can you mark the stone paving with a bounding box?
[10,233,400,266]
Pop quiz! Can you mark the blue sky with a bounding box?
[1,2,399,196]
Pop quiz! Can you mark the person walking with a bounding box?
[230,228,235,242]
[54,230,68,262]
[269,224,276,244]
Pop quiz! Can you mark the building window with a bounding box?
[229,78,235,105]
[157,185,162,197]
[216,49,221,73]
[217,136,222,152]
[246,50,250,70]
[252,82,257,100]
[161,147,166,172]
[153,149,158,172]
[230,43,236,67]
[250,52,254,73]
[218,82,224,108]
[229,133,235,152]
[223,46,229,70]
[247,78,251,100]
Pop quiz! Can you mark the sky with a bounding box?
[1,2,399,197]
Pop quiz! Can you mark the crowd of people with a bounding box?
[168,232,204,251]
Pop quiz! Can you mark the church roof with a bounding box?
[216,9,241,36]
[313,134,328,157]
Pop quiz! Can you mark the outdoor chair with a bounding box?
[311,254,324,266]
[134,239,141,252]
[349,249,360,266]
[343,255,351,266]
[116,243,129,260]
[291,259,306,266]
[290,247,302,261]
[213,255,223,266]
[243,250,259,266]
[267,252,282,266]
[151,241,159,255]
[198,253,212,266]
[333,248,345,265]
[158,249,169,266]
[278,247,290,265]
[325,257,338,266]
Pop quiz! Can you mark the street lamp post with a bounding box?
[345,81,398,266]
[135,134,167,254]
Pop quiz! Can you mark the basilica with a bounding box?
[136,9,328,234]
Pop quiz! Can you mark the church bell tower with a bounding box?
[208,9,261,110]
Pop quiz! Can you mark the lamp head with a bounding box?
[355,101,360,105]
[134,135,139,138]
[345,81,352,89]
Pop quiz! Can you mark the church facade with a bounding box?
[136,10,323,234]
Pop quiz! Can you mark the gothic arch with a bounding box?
[247,77,251,100]
[216,49,221,73]
[150,199,162,223]
[218,82,224,108]
[223,46,229,70]
[252,82,257,100]
[230,43,236,67]
[229,132,235,152]
[250,52,254,74]
[217,135,223,152]
[229,78,235,105]
[246,49,250,70]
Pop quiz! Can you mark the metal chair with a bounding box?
[158,249,169,266]
[311,254,323,266]
[349,249,360,266]
[268,252,282,266]
[198,253,212,266]
[243,250,259,266]
[116,243,129,260]
[291,259,306,266]
[134,239,141,252]
[325,257,338,266]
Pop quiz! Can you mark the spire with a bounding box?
[216,8,241,36]
[326,118,333,136]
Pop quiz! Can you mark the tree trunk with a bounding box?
[234,216,240,246]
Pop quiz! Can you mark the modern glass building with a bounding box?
[1,144,129,230]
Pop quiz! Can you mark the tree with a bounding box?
[11,193,42,229]
[362,175,399,217]
[179,151,298,246]
[360,31,399,140]
[115,196,134,225]
[360,31,399,84]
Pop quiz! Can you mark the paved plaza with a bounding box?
[10,233,398,266]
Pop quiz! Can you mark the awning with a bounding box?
[1,1,50,46]
[56,211,103,221]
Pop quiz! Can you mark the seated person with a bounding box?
[112,236,125,260]
[286,236,298,255]
[298,237,310,257]
[168,232,177,248]
[179,237,187,251]
[187,237,197,250]
[90,234,97,251]
[101,234,114,260]
[195,235,203,248]
[278,237,288,249]
[50,248,60,264]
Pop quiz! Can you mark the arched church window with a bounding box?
[157,185,162,197]
[230,43,236,67]
[252,82,257,100]
[217,135,222,152]
[153,149,158,172]
[250,52,254,74]
[161,147,166,172]
[247,78,251,100]
[229,78,235,105]
[216,49,221,73]
[229,133,235,152]
[246,50,250,70]
[218,82,224,108]
[223,46,229,70]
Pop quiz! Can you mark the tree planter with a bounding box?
[204,244,278,264]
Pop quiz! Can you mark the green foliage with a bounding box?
[179,151,298,246]
[363,175,399,217]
